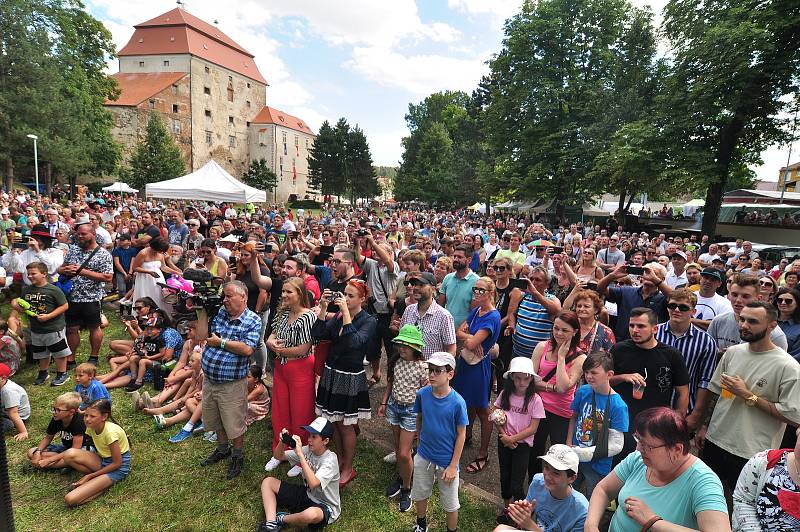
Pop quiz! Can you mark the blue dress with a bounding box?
[452,307,501,408]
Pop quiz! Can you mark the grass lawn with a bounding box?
[6,310,496,531]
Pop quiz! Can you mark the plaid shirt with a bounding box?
[400,300,456,360]
[201,307,262,383]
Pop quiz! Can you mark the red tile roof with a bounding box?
[105,72,188,106]
[251,106,315,136]
[118,8,267,85]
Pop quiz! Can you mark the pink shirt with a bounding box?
[494,391,546,445]
[536,344,581,418]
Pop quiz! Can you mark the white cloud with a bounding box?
[344,46,489,96]
[447,0,522,26]
[368,127,410,166]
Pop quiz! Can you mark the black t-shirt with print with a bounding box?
[610,339,689,422]
[46,413,86,447]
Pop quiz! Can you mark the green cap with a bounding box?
[392,324,425,351]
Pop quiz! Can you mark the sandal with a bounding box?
[466,455,488,474]
[368,375,381,388]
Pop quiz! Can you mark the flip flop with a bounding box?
[368,375,381,388]
[339,469,357,488]
[466,455,489,474]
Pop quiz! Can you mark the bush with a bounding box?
[288,199,321,210]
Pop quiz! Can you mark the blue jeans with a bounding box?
[577,461,604,499]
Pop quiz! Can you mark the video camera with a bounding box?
[182,268,224,316]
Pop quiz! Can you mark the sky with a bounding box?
[87,0,795,182]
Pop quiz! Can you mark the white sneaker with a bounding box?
[264,456,282,472]
[153,414,166,428]
[383,451,397,464]
[287,464,303,477]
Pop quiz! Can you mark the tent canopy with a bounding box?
[145,160,267,203]
[102,182,138,193]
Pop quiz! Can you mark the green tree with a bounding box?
[662,0,800,236]
[345,126,379,204]
[242,158,277,191]
[127,114,185,191]
[308,120,343,196]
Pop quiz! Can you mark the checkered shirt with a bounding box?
[400,300,456,360]
[201,307,262,383]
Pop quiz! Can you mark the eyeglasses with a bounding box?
[472,287,487,295]
[428,366,449,375]
[51,407,70,413]
[759,280,774,287]
[329,258,350,265]
[666,303,692,312]
[777,298,796,305]
[633,433,667,453]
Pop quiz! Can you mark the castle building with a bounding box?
[105,8,315,203]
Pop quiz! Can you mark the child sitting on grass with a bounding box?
[0,362,30,441]
[61,399,131,507]
[142,350,203,432]
[99,316,166,390]
[258,418,341,531]
[139,321,205,409]
[74,362,111,411]
[27,392,85,469]
[378,324,428,513]
[246,365,271,427]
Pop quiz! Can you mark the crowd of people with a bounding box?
[1,188,800,531]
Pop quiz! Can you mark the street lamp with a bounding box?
[26,134,39,194]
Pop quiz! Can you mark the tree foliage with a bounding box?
[127,114,185,191]
[0,0,121,191]
[242,158,277,192]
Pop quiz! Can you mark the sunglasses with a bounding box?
[759,280,774,286]
[493,265,507,272]
[667,302,692,312]
[471,287,487,295]
[403,279,423,287]
[777,298,795,305]
[428,366,449,375]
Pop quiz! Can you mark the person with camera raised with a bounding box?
[196,280,262,480]
[1,223,64,285]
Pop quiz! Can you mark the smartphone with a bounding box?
[320,245,334,256]
[281,432,296,449]
[510,278,528,290]
[265,244,274,253]
[290,231,299,239]
[12,241,27,250]
[626,266,645,276]
[548,246,564,254]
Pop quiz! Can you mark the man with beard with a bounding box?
[438,245,479,327]
[311,248,360,316]
[694,302,800,496]
[609,308,689,464]
[131,211,161,252]
[691,268,732,330]
[707,274,787,354]
[57,223,113,368]
[401,272,456,360]
[598,263,673,340]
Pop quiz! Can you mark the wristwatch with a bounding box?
[746,394,759,407]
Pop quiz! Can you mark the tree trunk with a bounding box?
[617,188,627,230]
[701,115,744,238]
[4,158,13,192]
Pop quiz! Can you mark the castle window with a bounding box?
[163,60,170,67]
[228,135,236,148]
[148,100,155,109]
[204,86,211,95]
[139,61,145,67]
[205,131,212,145]
[227,82,234,102]
[204,110,212,118]
[246,100,251,108]
[228,116,234,124]
[247,82,251,88]
[172,119,181,134]
[172,104,178,113]
[205,66,210,73]
[171,85,178,95]
[228,75,233,82]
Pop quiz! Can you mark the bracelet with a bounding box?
[380,403,388,406]
[32,448,42,454]
[641,516,662,532]
[220,338,227,351]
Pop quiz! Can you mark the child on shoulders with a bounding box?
[0,362,30,441]
[27,392,86,469]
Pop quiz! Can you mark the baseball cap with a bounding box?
[409,271,436,286]
[30,224,54,240]
[301,416,334,438]
[0,362,11,378]
[503,356,538,380]
[219,234,239,243]
[0,208,9,215]
[539,444,579,472]
[74,214,91,226]
[711,257,725,265]
[671,250,687,261]
[700,267,724,283]
[428,351,456,369]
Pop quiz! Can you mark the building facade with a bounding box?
[105,8,315,203]
[778,161,799,193]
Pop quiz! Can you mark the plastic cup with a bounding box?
[632,383,644,400]
[721,386,734,399]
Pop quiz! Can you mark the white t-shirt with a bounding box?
[694,293,733,322]
[95,226,113,247]
[285,446,341,523]
[1,379,30,420]
[698,253,720,265]
[665,270,689,289]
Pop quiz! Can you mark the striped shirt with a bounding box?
[201,307,262,383]
[512,293,556,358]
[401,300,457,360]
[655,322,718,413]
[271,309,315,364]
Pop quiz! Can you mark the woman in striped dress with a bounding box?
[507,266,561,358]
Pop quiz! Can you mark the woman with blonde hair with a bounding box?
[263,277,317,476]
[574,247,604,283]
[453,276,502,474]
[434,255,454,294]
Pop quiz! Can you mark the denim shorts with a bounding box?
[386,399,417,432]
[45,443,67,453]
[101,450,131,484]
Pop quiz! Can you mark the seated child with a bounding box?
[143,350,203,433]
[567,351,628,498]
[140,321,204,408]
[0,362,30,441]
[61,399,131,507]
[0,318,23,376]
[100,316,166,390]
[246,365,271,427]
[27,392,86,469]
[74,363,111,411]
[125,316,182,392]
[258,418,341,531]
[493,445,588,532]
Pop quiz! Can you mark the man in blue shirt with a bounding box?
[196,280,262,480]
[438,245,479,326]
[598,263,673,340]
[495,444,588,532]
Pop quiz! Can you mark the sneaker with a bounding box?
[385,476,402,498]
[256,521,281,532]
[264,456,282,472]
[131,391,141,411]
[192,422,205,434]
[169,429,192,443]
[383,451,397,464]
[50,372,70,386]
[153,414,166,429]
[226,454,244,479]
[33,371,49,385]
[87,356,99,366]
[66,361,76,371]
[200,446,231,466]
[203,431,218,442]
[141,391,154,410]
[125,381,143,392]
[412,524,427,532]
[287,464,303,477]
[398,489,412,513]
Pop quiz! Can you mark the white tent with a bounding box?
[145,160,267,203]
[102,182,138,193]
[681,198,705,218]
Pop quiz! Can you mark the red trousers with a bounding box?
[271,355,317,451]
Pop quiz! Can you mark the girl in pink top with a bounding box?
[492,357,545,509]
[529,311,587,482]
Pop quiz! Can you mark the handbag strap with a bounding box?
[541,348,580,384]
[73,245,102,277]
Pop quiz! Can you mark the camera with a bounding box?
[281,432,296,449]
[356,229,369,237]
[327,291,344,302]
[182,268,224,316]
[228,255,238,268]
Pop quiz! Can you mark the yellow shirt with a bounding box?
[87,421,130,457]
